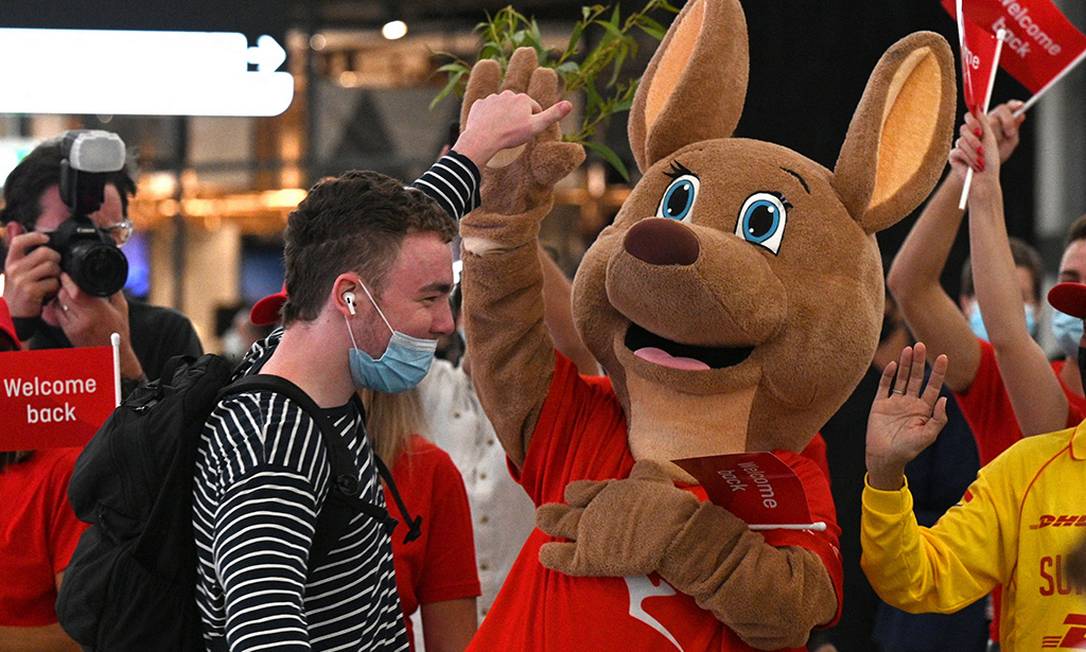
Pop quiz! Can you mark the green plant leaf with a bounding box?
[635,15,668,40]
[585,141,630,181]
[436,62,470,74]
[613,81,637,112]
[556,60,581,77]
[584,81,603,115]
[607,43,629,87]
[430,70,465,111]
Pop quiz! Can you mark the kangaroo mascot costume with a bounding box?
[458,0,956,648]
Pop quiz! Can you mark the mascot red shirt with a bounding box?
[470,353,841,651]
[458,0,957,648]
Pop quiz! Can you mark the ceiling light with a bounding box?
[381,20,408,41]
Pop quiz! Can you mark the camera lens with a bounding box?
[67,242,129,297]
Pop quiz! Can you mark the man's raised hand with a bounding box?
[455,47,584,217]
[454,89,572,169]
[865,343,949,491]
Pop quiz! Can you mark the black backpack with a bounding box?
[55,354,421,651]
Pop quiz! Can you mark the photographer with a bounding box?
[1,133,201,389]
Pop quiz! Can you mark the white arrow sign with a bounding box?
[0,29,294,117]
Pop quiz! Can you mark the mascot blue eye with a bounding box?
[735,192,789,255]
[656,174,700,221]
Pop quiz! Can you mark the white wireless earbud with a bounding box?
[344,291,357,316]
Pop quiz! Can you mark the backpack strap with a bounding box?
[220,375,397,569]
[374,453,422,544]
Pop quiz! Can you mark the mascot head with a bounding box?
[570,0,956,470]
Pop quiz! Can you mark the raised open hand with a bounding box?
[865,342,949,490]
[459,47,585,217]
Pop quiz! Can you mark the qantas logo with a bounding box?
[1030,514,1086,529]
[1041,613,1086,648]
[625,576,683,651]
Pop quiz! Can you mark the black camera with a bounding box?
[46,130,129,297]
[45,217,128,297]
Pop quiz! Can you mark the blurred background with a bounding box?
[1,0,1083,354]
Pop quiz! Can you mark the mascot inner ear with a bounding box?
[832,32,956,234]
[644,1,705,136]
[628,0,749,172]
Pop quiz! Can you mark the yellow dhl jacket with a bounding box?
[861,421,1086,651]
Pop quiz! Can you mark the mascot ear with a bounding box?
[833,32,956,234]
[628,0,749,172]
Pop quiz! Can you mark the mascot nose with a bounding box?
[623,218,700,266]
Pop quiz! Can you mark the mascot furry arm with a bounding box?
[460,0,955,647]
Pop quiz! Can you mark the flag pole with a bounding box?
[110,332,121,407]
[1014,47,1086,117]
[749,522,828,532]
[960,29,1007,211]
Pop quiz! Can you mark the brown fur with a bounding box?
[460,0,955,645]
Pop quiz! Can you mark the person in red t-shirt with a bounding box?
[889,101,1086,465]
[362,388,481,652]
[0,297,87,650]
[889,102,1086,647]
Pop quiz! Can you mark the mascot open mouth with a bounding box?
[624,322,754,371]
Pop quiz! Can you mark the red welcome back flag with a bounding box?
[960,15,1002,112]
[0,345,118,450]
[674,452,817,528]
[942,0,1086,95]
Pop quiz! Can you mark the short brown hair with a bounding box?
[960,236,1043,302]
[281,170,456,324]
[1064,214,1086,249]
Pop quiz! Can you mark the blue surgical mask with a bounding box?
[345,284,438,393]
[968,304,1038,342]
[1051,308,1084,360]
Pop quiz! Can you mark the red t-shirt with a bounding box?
[469,353,843,651]
[956,339,1086,466]
[0,448,88,626]
[387,435,481,650]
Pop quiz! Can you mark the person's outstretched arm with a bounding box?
[955,104,1067,435]
[887,170,978,391]
[887,101,1024,392]
[861,344,1006,612]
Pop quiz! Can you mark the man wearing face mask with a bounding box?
[193,172,457,651]
[192,90,573,650]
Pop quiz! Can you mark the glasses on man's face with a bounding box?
[99,218,133,246]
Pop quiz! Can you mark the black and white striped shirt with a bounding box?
[409,151,480,220]
[193,155,478,651]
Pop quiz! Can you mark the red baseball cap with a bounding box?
[0,298,19,349]
[1048,282,1086,318]
[250,284,287,327]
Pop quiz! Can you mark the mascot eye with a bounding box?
[735,192,789,255]
[657,175,700,221]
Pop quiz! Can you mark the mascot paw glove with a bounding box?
[536,460,701,577]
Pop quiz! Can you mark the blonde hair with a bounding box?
[360,388,426,464]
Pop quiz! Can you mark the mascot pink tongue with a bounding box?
[457,0,956,648]
[634,346,712,371]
